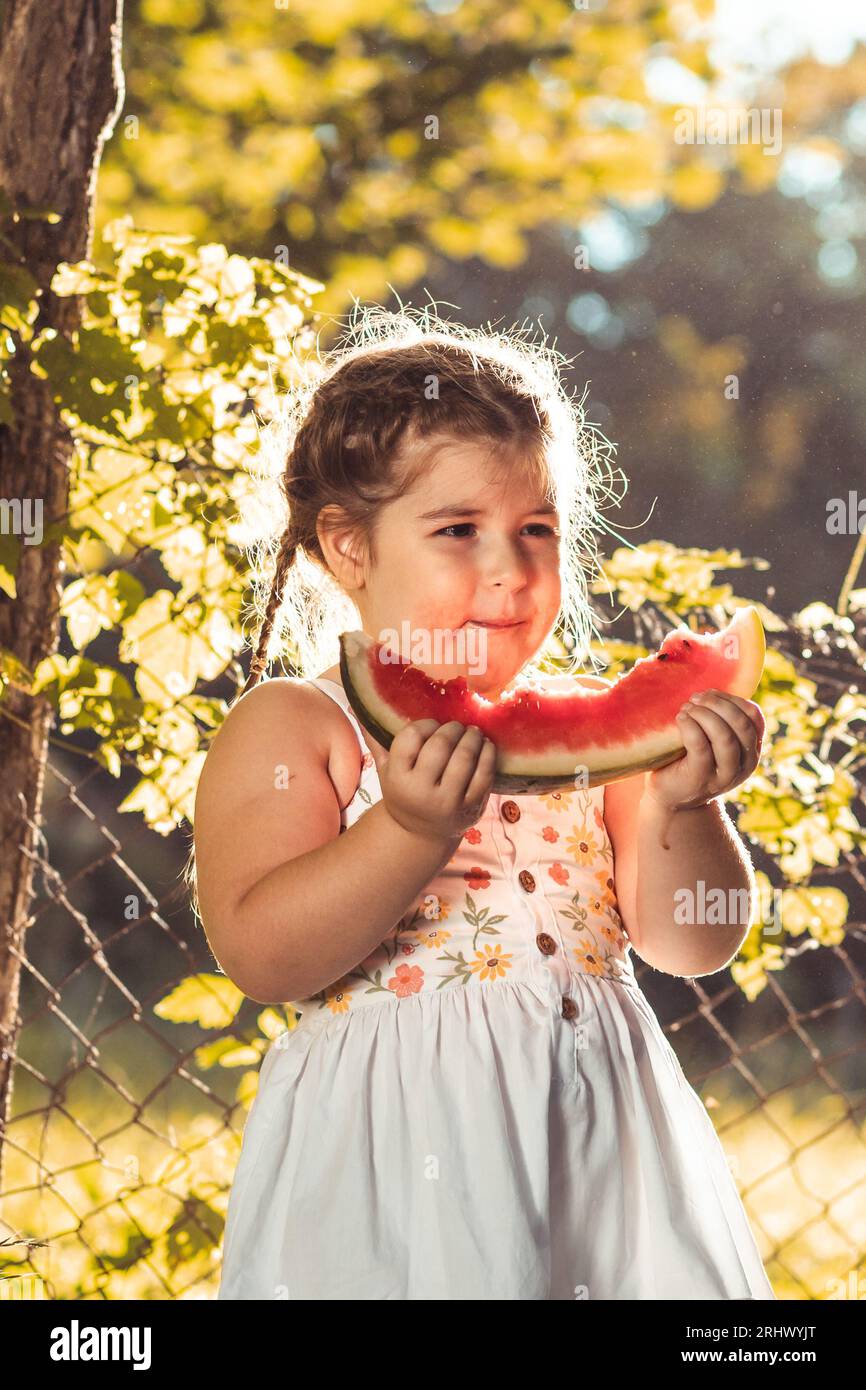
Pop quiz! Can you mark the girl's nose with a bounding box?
[479,536,529,587]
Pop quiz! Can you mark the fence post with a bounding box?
[0,0,124,1183]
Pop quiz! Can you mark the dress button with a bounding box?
[561,995,578,1021]
[518,870,536,892]
[536,932,556,956]
[501,799,521,823]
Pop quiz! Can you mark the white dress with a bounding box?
[217,675,776,1301]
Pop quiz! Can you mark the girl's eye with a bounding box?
[434,523,560,539]
[525,524,560,538]
[436,523,475,538]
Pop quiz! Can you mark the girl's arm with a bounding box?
[233,800,462,1003]
[607,777,756,975]
[193,681,495,1004]
[604,688,766,977]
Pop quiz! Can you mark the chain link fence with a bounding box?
[1,606,865,1301]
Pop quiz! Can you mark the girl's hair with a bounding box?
[239,302,623,694]
[181,302,626,919]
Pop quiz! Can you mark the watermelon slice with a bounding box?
[338,607,766,795]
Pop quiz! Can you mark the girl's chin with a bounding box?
[416,666,525,696]
[465,664,529,696]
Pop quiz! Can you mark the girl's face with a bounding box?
[349,437,563,699]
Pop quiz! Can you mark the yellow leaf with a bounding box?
[61,574,134,651]
[731,944,785,1001]
[794,601,841,631]
[737,793,808,838]
[217,1044,263,1068]
[153,973,244,1028]
[51,261,111,296]
[118,749,206,833]
[69,447,163,556]
[236,1068,260,1108]
[778,886,849,944]
[257,1007,295,1040]
[478,220,527,268]
[193,1036,248,1068]
[119,589,236,705]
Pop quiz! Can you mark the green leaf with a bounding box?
[125,249,189,306]
[35,324,148,433]
[32,653,100,699]
[60,571,146,651]
[93,742,123,777]
[0,262,40,332]
[0,646,34,695]
[0,531,19,597]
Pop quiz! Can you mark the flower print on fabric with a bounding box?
[537,789,577,815]
[289,776,637,1024]
[552,790,633,982]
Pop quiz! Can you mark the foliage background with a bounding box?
[1,0,865,1300]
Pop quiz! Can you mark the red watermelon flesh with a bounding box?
[338,607,766,794]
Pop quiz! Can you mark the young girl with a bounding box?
[194,311,776,1301]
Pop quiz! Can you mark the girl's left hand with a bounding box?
[645,690,765,813]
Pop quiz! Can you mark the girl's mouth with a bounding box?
[465,618,526,629]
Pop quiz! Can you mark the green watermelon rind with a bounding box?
[338,611,764,796]
[339,638,690,794]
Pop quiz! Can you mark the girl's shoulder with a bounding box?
[195,675,360,819]
[204,673,331,749]
[191,676,358,953]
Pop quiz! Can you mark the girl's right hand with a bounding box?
[379,720,498,842]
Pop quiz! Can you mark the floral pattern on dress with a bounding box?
[537,789,577,814]
[291,681,637,1018]
[420,893,452,923]
[565,827,605,865]
[304,889,516,1013]
[464,866,491,891]
[388,962,425,998]
[551,794,633,981]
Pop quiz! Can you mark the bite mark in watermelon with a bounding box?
[338,607,766,795]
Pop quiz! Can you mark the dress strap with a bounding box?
[305,677,382,817]
[305,677,367,750]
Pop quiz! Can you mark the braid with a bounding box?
[242,526,300,695]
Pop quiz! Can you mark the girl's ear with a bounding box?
[316,505,367,594]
